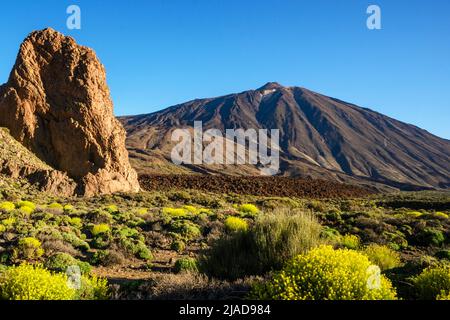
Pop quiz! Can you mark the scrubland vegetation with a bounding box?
[0,177,449,300]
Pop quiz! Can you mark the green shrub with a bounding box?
[362,244,402,271]
[62,232,90,251]
[48,202,64,210]
[435,250,450,261]
[237,204,259,216]
[1,217,15,229]
[224,216,248,233]
[412,264,450,300]
[14,237,44,261]
[45,253,91,275]
[250,245,397,300]
[170,220,201,240]
[63,204,75,212]
[75,275,110,300]
[340,234,360,250]
[417,228,445,247]
[105,205,119,214]
[0,264,75,300]
[69,217,83,228]
[174,257,199,273]
[171,240,186,253]
[202,209,322,280]
[118,238,153,261]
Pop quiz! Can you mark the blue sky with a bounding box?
[1,0,449,139]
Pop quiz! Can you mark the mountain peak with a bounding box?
[258,82,284,91]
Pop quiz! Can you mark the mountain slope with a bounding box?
[120,82,450,190]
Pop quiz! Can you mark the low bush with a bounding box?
[48,202,64,210]
[224,217,248,233]
[0,201,15,212]
[17,201,36,211]
[14,237,44,261]
[171,240,186,253]
[340,234,360,250]
[170,220,201,240]
[237,204,259,216]
[75,275,110,300]
[250,246,397,300]
[202,209,322,280]
[92,224,111,236]
[362,244,402,271]
[45,253,91,275]
[163,207,188,219]
[412,264,450,300]
[0,264,75,300]
[174,258,199,274]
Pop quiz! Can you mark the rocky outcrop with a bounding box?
[0,128,76,196]
[0,28,140,196]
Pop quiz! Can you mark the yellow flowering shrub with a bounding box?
[163,207,188,218]
[0,264,75,300]
[17,201,36,211]
[363,244,402,271]
[48,202,64,210]
[92,224,110,236]
[434,212,449,219]
[1,217,15,229]
[63,204,75,212]
[105,205,119,213]
[136,208,149,215]
[0,225,5,233]
[0,201,15,212]
[406,211,423,218]
[75,275,110,300]
[19,206,34,215]
[224,216,248,232]
[437,290,450,300]
[238,204,260,216]
[340,234,360,250]
[250,245,397,300]
[412,264,450,300]
[183,205,198,214]
[69,217,83,228]
[15,237,44,261]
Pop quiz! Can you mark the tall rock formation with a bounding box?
[0,28,140,196]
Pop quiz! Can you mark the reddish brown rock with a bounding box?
[0,28,140,196]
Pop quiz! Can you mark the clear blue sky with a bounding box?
[1,0,449,139]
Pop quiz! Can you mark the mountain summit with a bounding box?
[0,28,140,196]
[121,83,450,190]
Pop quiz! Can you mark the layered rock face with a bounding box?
[0,128,76,196]
[0,28,140,196]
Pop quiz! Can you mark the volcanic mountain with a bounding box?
[120,82,450,190]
